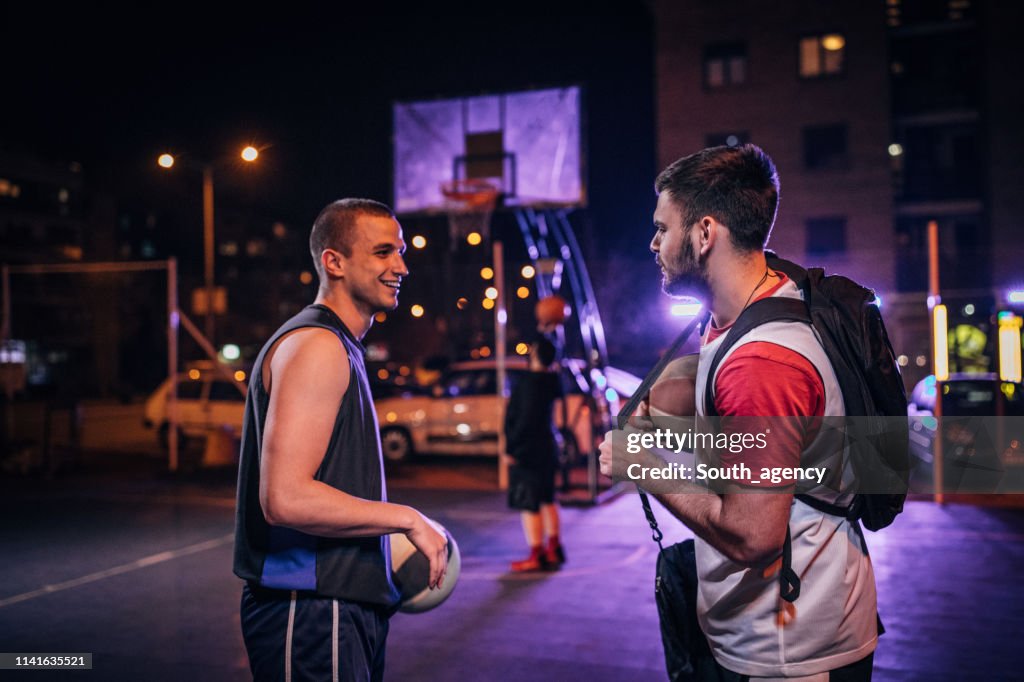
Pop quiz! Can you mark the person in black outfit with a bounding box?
[505,337,567,572]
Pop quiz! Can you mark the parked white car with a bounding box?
[142,368,247,449]
[374,359,638,462]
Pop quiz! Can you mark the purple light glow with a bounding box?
[670,302,703,317]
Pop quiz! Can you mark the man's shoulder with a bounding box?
[276,326,345,356]
[715,340,825,417]
[267,327,350,392]
[722,339,818,376]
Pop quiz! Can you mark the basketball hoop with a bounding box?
[440,179,500,248]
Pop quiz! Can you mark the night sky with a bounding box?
[1,3,657,253]
[1,3,671,378]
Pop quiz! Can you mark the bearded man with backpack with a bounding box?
[600,144,907,681]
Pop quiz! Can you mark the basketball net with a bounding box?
[440,179,500,249]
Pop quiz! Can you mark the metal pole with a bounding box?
[927,219,943,504]
[202,166,215,345]
[1,264,9,343]
[168,258,179,473]
[1,264,12,445]
[494,241,508,490]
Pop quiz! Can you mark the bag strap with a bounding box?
[780,528,801,602]
[623,311,710,550]
[795,493,862,521]
[702,296,810,417]
[619,311,708,427]
[779,496,862,604]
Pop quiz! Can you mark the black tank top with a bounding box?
[233,304,400,607]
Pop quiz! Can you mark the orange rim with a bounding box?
[440,179,500,207]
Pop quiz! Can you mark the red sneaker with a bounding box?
[543,540,566,569]
[510,547,545,573]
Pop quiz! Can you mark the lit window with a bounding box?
[703,43,748,89]
[799,34,845,78]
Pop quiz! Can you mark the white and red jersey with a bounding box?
[694,275,878,678]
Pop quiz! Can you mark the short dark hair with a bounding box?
[310,198,395,280]
[532,338,557,367]
[654,144,780,253]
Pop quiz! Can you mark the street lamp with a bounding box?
[157,146,259,343]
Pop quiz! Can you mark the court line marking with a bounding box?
[1,490,236,508]
[0,533,233,609]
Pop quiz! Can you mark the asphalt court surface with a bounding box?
[1,463,1023,681]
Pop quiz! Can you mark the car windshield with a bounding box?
[440,367,587,398]
[915,377,1024,416]
[442,370,500,397]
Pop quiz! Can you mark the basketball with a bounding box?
[648,354,699,418]
[535,295,569,326]
[389,518,461,614]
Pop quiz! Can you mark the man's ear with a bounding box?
[699,217,717,257]
[321,248,345,279]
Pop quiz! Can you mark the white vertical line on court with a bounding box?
[0,533,234,609]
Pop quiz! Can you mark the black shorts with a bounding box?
[241,584,390,682]
[508,463,556,512]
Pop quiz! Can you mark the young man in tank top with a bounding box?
[234,198,448,681]
[599,146,877,680]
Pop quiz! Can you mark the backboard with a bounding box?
[393,86,584,214]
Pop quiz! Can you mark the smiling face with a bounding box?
[339,214,409,315]
[650,191,708,299]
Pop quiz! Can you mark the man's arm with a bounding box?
[259,327,448,586]
[600,440,791,566]
[655,484,791,567]
[601,344,822,567]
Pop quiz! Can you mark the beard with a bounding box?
[660,233,709,299]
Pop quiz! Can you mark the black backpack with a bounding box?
[703,253,910,601]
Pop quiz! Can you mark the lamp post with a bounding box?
[157,146,259,343]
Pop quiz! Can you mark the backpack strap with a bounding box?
[779,528,801,602]
[702,297,810,417]
[701,295,821,604]
[795,493,863,521]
